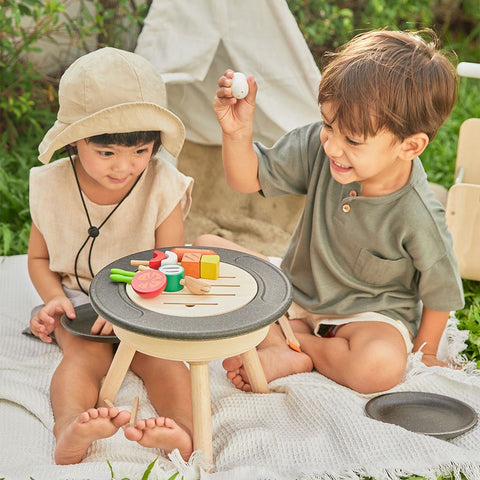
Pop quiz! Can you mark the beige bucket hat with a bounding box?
[38,47,185,164]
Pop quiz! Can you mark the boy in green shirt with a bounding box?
[195,29,464,394]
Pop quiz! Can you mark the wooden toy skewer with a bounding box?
[277,315,302,353]
[164,302,218,306]
[130,260,150,266]
[130,250,166,269]
[168,292,235,297]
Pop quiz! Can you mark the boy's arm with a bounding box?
[214,70,261,193]
[412,306,450,367]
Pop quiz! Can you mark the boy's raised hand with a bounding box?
[214,69,257,137]
[30,295,75,343]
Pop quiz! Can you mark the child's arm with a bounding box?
[27,223,76,342]
[214,69,261,193]
[154,201,185,248]
[412,306,450,367]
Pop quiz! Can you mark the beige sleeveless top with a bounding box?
[30,156,193,291]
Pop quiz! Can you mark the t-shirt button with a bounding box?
[349,190,358,197]
[342,204,351,213]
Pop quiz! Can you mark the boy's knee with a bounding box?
[192,233,228,249]
[350,345,406,393]
[351,369,404,394]
[192,234,214,246]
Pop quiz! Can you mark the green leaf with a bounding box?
[141,457,158,480]
[107,459,115,479]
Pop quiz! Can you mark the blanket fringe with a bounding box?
[434,461,480,480]
[114,449,208,480]
[404,315,480,383]
[163,449,209,480]
[444,315,480,374]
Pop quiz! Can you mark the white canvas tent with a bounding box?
[135,0,322,146]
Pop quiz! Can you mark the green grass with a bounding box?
[0,106,56,256]
[455,279,480,367]
[421,76,480,188]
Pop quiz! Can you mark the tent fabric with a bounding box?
[135,0,322,146]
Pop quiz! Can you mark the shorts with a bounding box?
[287,302,414,353]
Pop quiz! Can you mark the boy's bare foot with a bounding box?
[223,344,313,392]
[55,407,130,465]
[124,416,193,461]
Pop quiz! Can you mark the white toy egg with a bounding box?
[231,72,249,99]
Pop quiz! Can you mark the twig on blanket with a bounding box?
[103,397,139,430]
[130,396,139,427]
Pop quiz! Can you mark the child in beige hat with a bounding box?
[28,47,194,464]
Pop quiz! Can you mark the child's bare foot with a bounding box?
[124,417,193,461]
[223,344,313,392]
[55,407,130,464]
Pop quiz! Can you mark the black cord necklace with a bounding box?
[68,152,143,294]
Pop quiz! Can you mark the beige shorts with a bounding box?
[287,302,414,353]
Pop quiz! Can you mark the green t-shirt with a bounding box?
[256,122,464,335]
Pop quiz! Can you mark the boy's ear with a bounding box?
[399,133,429,161]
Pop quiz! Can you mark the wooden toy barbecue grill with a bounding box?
[89,247,292,467]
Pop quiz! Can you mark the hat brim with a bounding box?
[38,102,185,164]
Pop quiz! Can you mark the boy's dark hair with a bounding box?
[317,29,458,141]
[86,131,162,155]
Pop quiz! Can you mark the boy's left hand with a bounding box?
[421,353,460,369]
[90,315,114,336]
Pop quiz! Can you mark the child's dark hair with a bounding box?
[317,29,458,141]
[86,131,162,155]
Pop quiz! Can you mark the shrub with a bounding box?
[0,0,149,255]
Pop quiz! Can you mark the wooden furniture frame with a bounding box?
[446,118,480,281]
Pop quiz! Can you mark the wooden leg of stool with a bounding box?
[189,361,213,467]
[241,348,269,393]
[97,341,136,407]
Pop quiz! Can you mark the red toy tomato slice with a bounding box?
[131,270,167,298]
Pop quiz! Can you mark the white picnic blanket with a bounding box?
[1,254,480,480]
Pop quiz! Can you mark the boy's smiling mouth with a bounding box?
[330,158,352,171]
